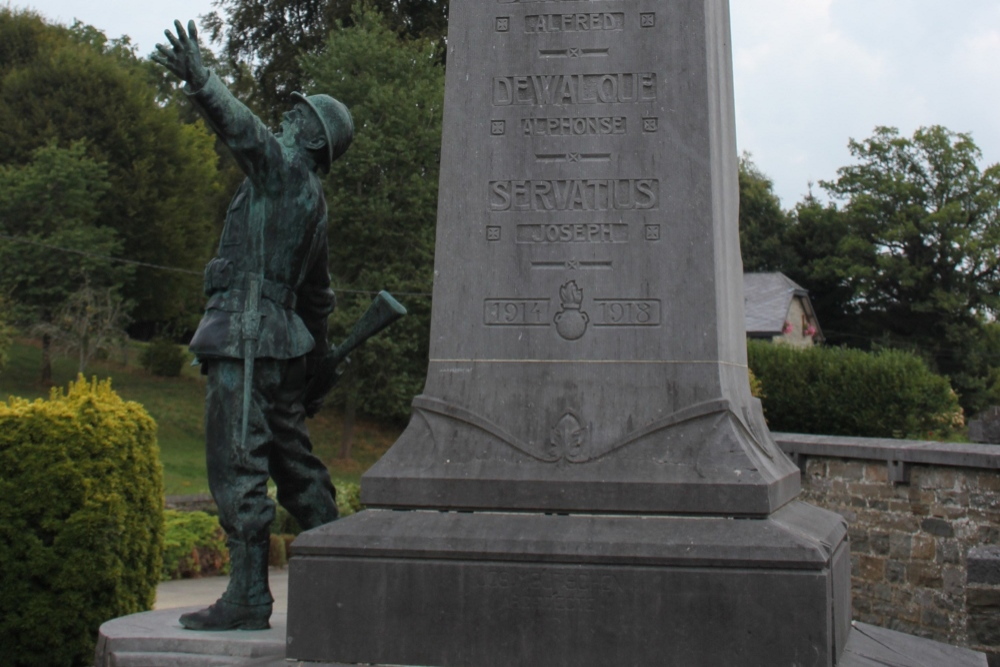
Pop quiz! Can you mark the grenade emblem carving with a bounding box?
[554,280,589,341]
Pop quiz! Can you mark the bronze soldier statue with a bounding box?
[154,20,353,631]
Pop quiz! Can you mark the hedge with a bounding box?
[747,341,963,439]
[0,377,164,667]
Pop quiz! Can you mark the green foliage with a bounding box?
[0,376,164,666]
[204,0,449,122]
[139,337,189,377]
[782,194,859,345]
[0,138,124,383]
[814,126,1000,412]
[0,9,221,329]
[738,153,795,272]
[748,368,764,400]
[336,481,363,516]
[744,126,1000,414]
[0,141,122,322]
[302,7,443,422]
[747,340,964,439]
[162,510,228,581]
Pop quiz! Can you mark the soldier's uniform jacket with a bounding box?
[187,73,335,361]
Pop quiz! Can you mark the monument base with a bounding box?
[286,502,852,666]
[94,611,988,667]
[94,608,286,666]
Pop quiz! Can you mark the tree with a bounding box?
[301,6,443,422]
[782,193,862,347]
[812,126,1000,412]
[738,153,796,272]
[33,282,130,374]
[202,0,449,123]
[0,141,126,383]
[0,9,222,330]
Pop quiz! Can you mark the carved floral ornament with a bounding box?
[410,396,769,465]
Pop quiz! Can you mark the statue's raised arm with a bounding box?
[154,20,288,191]
[152,20,209,91]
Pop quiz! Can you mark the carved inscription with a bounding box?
[526,13,624,33]
[516,223,627,244]
[485,299,550,326]
[484,293,659,330]
[593,299,661,326]
[522,116,626,136]
[482,570,624,614]
[493,73,656,106]
[490,179,659,212]
[484,1,664,342]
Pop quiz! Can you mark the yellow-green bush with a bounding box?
[0,377,164,667]
[336,481,362,517]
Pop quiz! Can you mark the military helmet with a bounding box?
[290,92,354,170]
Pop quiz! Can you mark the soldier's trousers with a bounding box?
[204,357,338,542]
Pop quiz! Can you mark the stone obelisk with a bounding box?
[286,1,851,664]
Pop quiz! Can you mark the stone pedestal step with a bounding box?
[97,609,987,666]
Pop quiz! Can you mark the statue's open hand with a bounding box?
[153,20,209,90]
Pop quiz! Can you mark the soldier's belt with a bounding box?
[204,260,297,310]
[206,280,296,311]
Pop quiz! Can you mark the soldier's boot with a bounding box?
[179,537,273,631]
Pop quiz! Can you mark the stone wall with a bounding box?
[775,433,1000,661]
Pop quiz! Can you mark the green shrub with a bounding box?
[139,337,187,377]
[748,341,964,439]
[0,376,163,667]
[336,482,363,517]
[748,368,764,400]
[161,510,228,581]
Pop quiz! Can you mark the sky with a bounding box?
[11,0,1000,209]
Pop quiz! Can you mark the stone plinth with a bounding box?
[286,504,850,666]
[94,611,987,667]
[94,608,285,666]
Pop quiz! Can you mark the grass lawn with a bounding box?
[0,338,402,495]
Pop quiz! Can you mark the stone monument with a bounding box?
[286,0,851,664]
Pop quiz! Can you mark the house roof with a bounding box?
[743,272,812,336]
